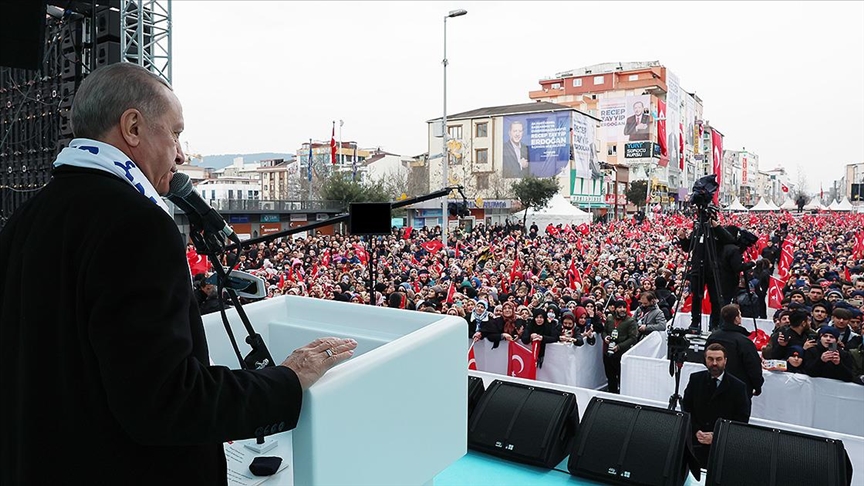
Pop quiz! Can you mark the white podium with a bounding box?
[203,296,468,486]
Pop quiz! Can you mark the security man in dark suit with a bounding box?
[706,304,764,398]
[682,342,751,468]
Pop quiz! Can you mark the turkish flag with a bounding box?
[680,287,711,314]
[403,226,413,239]
[454,241,461,259]
[446,280,456,304]
[186,248,210,276]
[657,99,667,157]
[509,254,522,286]
[567,259,582,290]
[507,341,536,379]
[353,243,369,265]
[711,129,723,205]
[421,240,443,254]
[768,275,784,310]
[330,121,337,165]
[781,184,789,193]
[854,231,864,259]
[577,223,590,236]
[468,345,477,371]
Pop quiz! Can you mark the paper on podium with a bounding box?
[203,296,468,486]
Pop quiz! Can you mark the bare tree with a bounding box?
[486,171,514,200]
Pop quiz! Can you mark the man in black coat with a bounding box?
[682,343,751,468]
[0,63,357,485]
[706,304,765,398]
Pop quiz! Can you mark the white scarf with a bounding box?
[53,138,171,215]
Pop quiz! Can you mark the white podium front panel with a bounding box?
[203,296,467,486]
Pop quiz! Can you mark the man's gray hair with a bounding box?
[70,62,172,140]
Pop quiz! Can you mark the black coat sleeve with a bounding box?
[84,206,303,446]
[740,339,765,394]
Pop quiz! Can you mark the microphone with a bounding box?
[168,172,239,244]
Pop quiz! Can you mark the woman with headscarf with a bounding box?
[482,300,520,349]
[520,308,561,367]
[470,300,491,342]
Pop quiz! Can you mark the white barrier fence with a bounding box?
[470,339,606,390]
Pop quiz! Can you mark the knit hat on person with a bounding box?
[818,326,841,339]
[560,311,575,323]
[787,345,805,359]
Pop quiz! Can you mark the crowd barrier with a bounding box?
[672,312,775,335]
[621,332,864,437]
[470,338,606,390]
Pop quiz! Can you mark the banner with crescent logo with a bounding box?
[711,129,723,205]
[507,341,537,380]
[468,345,477,371]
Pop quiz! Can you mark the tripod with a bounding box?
[670,206,726,335]
[666,329,691,411]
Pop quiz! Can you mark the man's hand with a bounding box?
[281,337,358,390]
[696,431,714,445]
[803,338,817,350]
[503,333,514,342]
[821,351,834,363]
[777,333,788,347]
[519,157,529,170]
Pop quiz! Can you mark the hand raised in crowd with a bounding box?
[803,338,817,350]
[777,333,787,347]
[531,333,543,342]
[281,337,357,390]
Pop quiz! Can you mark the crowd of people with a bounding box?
[192,210,864,389]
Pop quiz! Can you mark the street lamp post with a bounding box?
[442,8,467,248]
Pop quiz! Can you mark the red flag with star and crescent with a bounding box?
[468,345,477,371]
[768,275,785,310]
[507,341,537,379]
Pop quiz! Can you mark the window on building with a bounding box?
[551,83,561,90]
[607,144,617,156]
[572,78,582,87]
[476,174,489,190]
[593,75,604,85]
[447,125,463,140]
[475,148,488,165]
[228,190,234,200]
[211,190,216,200]
[248,190,254,199]
[476,122,488,138]
[628,74,639,81]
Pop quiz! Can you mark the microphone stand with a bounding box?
[187,186,465,370]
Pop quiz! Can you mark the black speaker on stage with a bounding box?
[707,419,852,486]
[468,380,578,468]
[348,202,391,236]
[568,397,696,486]
[467,376,485,421]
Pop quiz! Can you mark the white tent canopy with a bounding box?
[803,198,828,211]
[514,193,591,227]
[779,197,798,211]
[765,199,780,211]
[828,199,841,211]
[835,197,854,211]
[749,198,776,212]
[725,198,748,212]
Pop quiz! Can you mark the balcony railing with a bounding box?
[169,199,346,213]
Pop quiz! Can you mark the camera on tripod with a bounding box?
[689,174,720,219]
[667,328,691,364]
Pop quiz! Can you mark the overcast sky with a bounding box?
[171,1,864,194]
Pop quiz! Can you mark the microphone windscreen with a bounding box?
[168,172,193,198]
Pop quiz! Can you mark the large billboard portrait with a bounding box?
[571,111,600,179]
[502,113,571,179]
[600,95,651,143]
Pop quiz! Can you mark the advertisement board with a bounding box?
[599,95,651,143]
[571,110,599,179]
[502,112,571,179]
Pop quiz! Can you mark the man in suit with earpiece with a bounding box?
[682,342,751,469]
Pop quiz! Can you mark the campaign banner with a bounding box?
[624,142,652,159]
[599,95,651,143]
[665,72,681,170]
[502,113,571,179]
[571,111,598,179]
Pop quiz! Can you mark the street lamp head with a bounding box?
[447,9,468,18]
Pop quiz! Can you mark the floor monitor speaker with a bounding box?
[707,419,852,486]
[568,397,696,486]
[468,380,578,469]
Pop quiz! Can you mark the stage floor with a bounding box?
[435,451,705,486]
